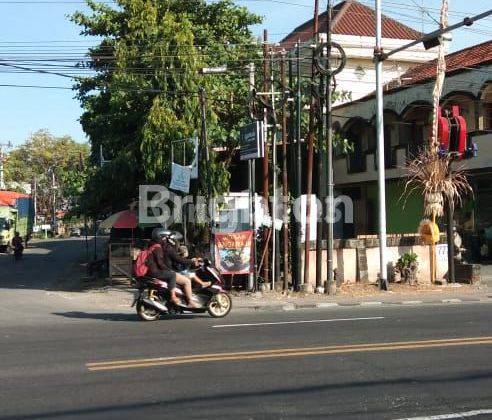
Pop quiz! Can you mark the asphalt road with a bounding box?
[1,240,492,419]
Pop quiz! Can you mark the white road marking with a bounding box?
[212,316,385,328]
[395,408,492,419]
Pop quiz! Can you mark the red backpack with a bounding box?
[134,243,160,277]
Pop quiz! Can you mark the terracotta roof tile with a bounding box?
[281,0,421,49]
[389,40,492,89]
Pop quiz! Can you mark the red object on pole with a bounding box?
[450,106,467,157]
[438,106,467,157]
[437,107,450,150]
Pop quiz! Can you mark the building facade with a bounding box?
[332,41,492,255]
[280,0,441,102]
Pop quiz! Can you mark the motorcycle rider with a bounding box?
[147,228,204,308]
[12,232,24,256]
[166,236,212,290]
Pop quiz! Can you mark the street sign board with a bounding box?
[240,121,264,160]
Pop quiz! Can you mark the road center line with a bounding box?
[86,336,492,372]
[212,316,385,328]
[395,408,492,419]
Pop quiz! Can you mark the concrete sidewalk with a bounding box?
[232,287,492,312]
[56,281,492,313]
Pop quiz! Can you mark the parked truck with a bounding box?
[0,191,34,253]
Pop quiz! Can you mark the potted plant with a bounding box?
[395,252,419,285]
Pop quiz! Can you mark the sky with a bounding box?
[1,0,491,146]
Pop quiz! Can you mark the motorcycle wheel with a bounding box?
[207,292,232,318]
[136,302,160,321]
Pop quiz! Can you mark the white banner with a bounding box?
[170,163,191,193]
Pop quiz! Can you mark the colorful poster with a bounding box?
[215,230,253,274]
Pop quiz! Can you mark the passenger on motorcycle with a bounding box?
[147,228,208,308]
[165,236,212,290]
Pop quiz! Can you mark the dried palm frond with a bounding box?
[403,149,472,218]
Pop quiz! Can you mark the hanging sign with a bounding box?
[240,121,264,160]
[169,163,191,193]
[214,230,253,274]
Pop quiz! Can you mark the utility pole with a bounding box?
[248,62,257,291]
[295,41,303,291]
[51,170,57,236]
[280,52,290,291]
[262,29,270,287]
[303,0,320,290]
[326,0,336,294]
[374,0,389,291]
[270,50,280,290]
[198,86,214,260]
[315,49,325,292]
[33,177,37,225]
[0,141,12,190]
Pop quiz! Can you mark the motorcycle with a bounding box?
[132,259,232,321]
[13,244,24,261]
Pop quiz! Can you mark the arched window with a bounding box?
[442,92,477,132]
[479,83,492,131]
[401,103,433,157]
[343,118,370,173]
[383,111,399,168]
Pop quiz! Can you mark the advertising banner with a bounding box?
[215,230,253,274]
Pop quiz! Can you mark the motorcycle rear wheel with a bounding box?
[136,302,160,321]
[207,292,232,318]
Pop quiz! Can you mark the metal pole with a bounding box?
[199,87,214,261]
[315,54,325,291]
[326,0,335,293]
[262,29,270,287]
[84,215,89,262]
[375,0,389,290]
[52,171,56,236]
[303,0,320,289]
[446,195,456,283]
[248,63,256,292]
[280,52,290,291]
[33,177,37,225]
[271,50,279,291]
[0,147,5,190]
[93,218,97,261]
[295,40,303,291]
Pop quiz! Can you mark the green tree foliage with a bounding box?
[4,130,89,217]
[71,0,261,215]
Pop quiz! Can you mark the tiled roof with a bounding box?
[280,0,421,48]
[334,40,492,110]
[388,40,492,89]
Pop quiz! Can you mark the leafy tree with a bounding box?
[4,130,89,218]
[71,0,262,215]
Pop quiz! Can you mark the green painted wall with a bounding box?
[366,180,424,234]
